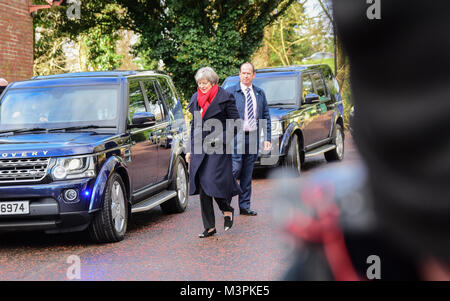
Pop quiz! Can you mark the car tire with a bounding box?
[325,124,345,162]
[160,157,189,214]
[283,134,301,176]
[88,173,128,243]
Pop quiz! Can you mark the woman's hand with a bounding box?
[186,152,191,164]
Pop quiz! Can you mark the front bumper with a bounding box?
[0,178,96,233]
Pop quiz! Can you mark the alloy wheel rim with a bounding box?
[111,181,126,233]
[295,141,301,174]
[176,163,187,205]
[336,129,344,158]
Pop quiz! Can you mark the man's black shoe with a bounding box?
[240,208,257,216]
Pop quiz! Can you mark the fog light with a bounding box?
[64,189,78,202]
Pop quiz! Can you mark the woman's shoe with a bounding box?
[224,211,234,231]
[198,228,216,238]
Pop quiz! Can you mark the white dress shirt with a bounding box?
[241,83,258,132]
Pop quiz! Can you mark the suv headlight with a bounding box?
[271,120,283,137]
[50,156,96,181]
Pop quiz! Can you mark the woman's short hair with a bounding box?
[195,67,219,85]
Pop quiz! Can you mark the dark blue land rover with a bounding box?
[0,71,189,243]
[222,64,345,174]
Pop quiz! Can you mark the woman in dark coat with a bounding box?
[186,67,242,238]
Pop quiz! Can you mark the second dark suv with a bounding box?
[222,64,345,174]
[0,71,189,243]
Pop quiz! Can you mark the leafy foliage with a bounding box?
[48,0,296,99]
[314,0,352,129]
[253,0,333,68]
[33,8,69,75]
[33,1,127,74]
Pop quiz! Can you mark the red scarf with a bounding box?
[197,84,219,118]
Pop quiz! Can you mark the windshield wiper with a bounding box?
[0,125,116,136]
[1,127,50,134]
[47,125,116,132]
[0,128,28,135]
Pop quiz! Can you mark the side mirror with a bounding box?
[304,93,320,104]
[131,112,156,128]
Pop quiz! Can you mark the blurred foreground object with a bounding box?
[333,0,450,269]
[279,0,450,280]
[277,163,421,280]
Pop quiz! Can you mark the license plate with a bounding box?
[0,201,30,215]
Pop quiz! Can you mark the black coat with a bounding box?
[187,87,242,199]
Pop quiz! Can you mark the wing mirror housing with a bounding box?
[304,93,320,104]
[130,112,156,128]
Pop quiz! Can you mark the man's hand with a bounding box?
[264,141,272,151]
[186,152,191,164]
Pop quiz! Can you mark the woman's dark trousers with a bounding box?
[199,184,234,230]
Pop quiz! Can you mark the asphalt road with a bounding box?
[0,132,361,281]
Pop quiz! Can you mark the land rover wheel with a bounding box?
[161,157,189,214]
[325,124,345,162]
[283,135,301,176]
[89,173,128,243]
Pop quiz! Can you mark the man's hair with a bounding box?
[240,62,255,73]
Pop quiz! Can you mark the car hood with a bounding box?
[0,132,120,158]
[269,107,297,121]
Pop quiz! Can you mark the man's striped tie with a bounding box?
[246,88,256,129]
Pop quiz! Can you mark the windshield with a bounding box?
[222,76,298,105]
[0,85,119,131]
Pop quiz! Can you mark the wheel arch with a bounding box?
[88,156,129,213]
[335,116,345,141]
[281,122,305,160]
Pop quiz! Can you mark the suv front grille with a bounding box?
[0,158,50,183]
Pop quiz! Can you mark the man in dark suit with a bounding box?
[226,62,272,216]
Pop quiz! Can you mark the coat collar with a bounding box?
[188,87,228,119]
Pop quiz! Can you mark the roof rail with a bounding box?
[31,71,138,80]
[31,70,171,80]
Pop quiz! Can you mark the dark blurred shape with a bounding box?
[334,0,450,267]
[277,163,421,280]
[349,105,354,136]
[281,0,450,280]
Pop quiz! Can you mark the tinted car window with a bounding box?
[1,85,119,129]
[158,77,177,111]
[312,72,328,99]
[128,81,147,125]
[222,76,297,105]
[222,78,239,90]
[257,77,297,105]
[319,65,339,99]
[143,80,165,123]
[302,74,315,101]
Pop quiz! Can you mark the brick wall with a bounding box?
[0,0,33,83]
